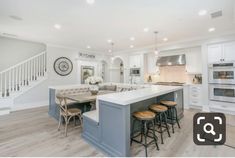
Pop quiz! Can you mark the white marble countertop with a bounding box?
[97,85,184,105]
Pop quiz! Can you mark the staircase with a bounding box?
[0,52,47,115]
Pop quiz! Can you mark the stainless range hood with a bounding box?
[156,54,186,66]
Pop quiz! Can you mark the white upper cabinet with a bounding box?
[223,41,235,62]
[145,53,157,74]
[208,44,223,63]
[185,47,202,74]
[208,41,235,63]
[129,54,141,68]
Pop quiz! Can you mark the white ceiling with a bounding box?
[0,0,235,53]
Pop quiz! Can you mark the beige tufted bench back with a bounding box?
[55,87,90,105]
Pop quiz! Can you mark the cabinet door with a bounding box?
[186,48,202,74]
[134,55,141,67]
[129,55,141,68]
[129,56,135,68]
[223,41,235,62]
[208,44,223,63]
[147,53,156,74]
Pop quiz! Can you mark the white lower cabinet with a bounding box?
[189,85,202,108]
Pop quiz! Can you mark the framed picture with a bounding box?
[81,66,94,84]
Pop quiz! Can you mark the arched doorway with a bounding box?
[110,57,124,83]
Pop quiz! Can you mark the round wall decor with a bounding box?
[53,57,73,76]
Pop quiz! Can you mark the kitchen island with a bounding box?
[82,85,184,157]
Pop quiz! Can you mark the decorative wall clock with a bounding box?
[53,57,73,76]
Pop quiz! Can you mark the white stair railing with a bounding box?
[0,52,47,98]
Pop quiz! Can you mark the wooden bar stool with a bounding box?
[160,100,180,133]
[131,110,159,157]
[149,104,171,144]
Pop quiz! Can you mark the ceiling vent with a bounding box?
[210,10,223,19]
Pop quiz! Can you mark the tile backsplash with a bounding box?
[146,66,198,83]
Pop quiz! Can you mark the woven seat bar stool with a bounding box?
[56,95,83,136]
[131,110,159,157]
[149,104,170,144]
[160,100,180,133]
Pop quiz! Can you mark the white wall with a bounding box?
[13,45,110,110]
[0,36,46,71]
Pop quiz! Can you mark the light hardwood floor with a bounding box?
[0,106,234,157]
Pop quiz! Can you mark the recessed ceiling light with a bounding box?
[144,27,149,32]
[87,45,91,49]
[54,24,61,30]
[198,10,207,16]
[9,15,23,21]
[208,27,215,32]
[87,0,95,4]
[163,38,168,41]
[130,45,134,48]
[130,37,135,41]
[108,49,112,53]
[107,39,112,43]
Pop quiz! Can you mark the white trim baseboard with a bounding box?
[0,108,11,115]
[11,100,49,111]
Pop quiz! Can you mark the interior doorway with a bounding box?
[111,57,124,83]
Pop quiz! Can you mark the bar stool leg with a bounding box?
[174,107,181,129]
[170,108,175,133]
[144,121,148,157]
[159,113,163,144]
[164,112,171,137]
[152,120,159,151]
[131,119,137,146]
[140,121,144,142]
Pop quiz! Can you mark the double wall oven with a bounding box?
[209,61,235,103]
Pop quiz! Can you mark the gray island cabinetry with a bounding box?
[82,85,184,157]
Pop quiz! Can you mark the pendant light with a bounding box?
[154,31,160,75]
[154,31,159,56]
